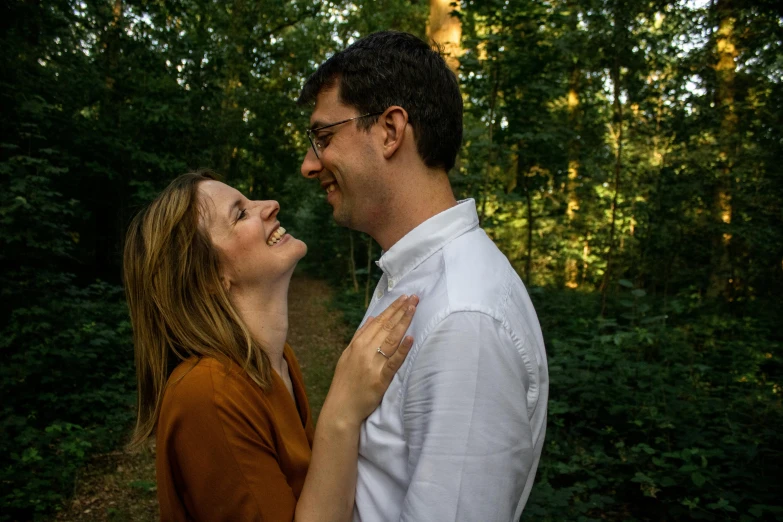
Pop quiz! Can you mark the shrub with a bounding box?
[0,280,135,521]
[523,286,783,521]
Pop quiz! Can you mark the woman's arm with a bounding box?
[295,294,417,522]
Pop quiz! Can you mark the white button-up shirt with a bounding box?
[354,199,549,522]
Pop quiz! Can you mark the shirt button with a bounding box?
[376,289,384,299]
[388,279,395,290]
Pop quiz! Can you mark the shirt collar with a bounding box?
[376,199,479,283]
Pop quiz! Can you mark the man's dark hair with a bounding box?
[298,31,463,172]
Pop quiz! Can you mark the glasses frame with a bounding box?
[306,112,384,158]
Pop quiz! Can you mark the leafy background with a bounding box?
[1,0,781,520]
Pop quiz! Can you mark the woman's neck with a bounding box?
[229,278,290,375]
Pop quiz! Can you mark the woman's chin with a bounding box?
[286,236,308,261]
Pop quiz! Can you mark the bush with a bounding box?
[522,286,783,521]
[0,105,137,520]
[0,279,135,521]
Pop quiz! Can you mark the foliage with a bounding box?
[0,0,781,519]
[457,0,783,302]
[0,281,134,521]
[521,285,783,521]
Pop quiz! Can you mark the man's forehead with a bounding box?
[309,85,348,127]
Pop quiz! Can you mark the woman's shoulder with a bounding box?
[163,356,261,413]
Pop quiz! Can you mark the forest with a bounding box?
[1,0,781,520]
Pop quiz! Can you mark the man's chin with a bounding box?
[332,208,353,229]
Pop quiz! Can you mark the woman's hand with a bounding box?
[321,294,418,428]
[296,295,417,522]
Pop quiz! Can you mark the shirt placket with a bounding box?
[370,259,398,309]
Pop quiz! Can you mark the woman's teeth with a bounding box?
[267,226,286,246]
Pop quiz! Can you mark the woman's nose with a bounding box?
[256,200,280,220]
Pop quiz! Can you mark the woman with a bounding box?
[123,171,417,521]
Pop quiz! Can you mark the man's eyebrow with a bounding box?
[309,119,328,131]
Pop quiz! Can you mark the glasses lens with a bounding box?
[307,132,319,158]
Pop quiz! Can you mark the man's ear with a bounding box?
[381,106,409,160]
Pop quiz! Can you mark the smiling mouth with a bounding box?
[323,182,336,194]
[267,226,286,246]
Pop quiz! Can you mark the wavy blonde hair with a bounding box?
[124,171,271,448]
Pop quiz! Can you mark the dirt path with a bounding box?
[53,275,351,521]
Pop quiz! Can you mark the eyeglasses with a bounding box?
[306,112,384,158]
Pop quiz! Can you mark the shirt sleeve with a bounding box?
[158,365,297,522]
[399,312,535,522]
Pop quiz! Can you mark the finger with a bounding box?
[350,316,375,343]
[380,335,414,386]
[358,294,408,340]
[374,299,417,358]
[375,299,412,349]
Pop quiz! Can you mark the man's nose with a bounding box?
[300,148,322,179]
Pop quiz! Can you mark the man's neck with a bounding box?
[371,168,457,252]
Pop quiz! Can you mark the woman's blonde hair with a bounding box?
[124,171,271,448]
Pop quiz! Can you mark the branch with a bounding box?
[257,4,323,43]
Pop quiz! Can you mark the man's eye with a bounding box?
[237,209,247,220]
[315,133,331,149]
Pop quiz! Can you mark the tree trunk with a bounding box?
[517,153,534,283]
[601,55,624,314]
[565,64,581,288]
[95,0,124,281]
[427,0,462,73]
[479,53,500,225]
[707,0,737,299]
[364,236,374,308]
[349,231,359,293]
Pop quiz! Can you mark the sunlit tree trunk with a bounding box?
[707,0,737,299]
[564,0,582,289]
[565,65,582,288]
[427,0,462,73]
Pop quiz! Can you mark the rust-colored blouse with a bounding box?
[156,344,314,522]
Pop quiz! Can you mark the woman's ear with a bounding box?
[381,106,409,160]
[220,273,232,293]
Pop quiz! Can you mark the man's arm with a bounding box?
[400,311,535,522]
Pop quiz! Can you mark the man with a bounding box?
[299,31,548,522]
